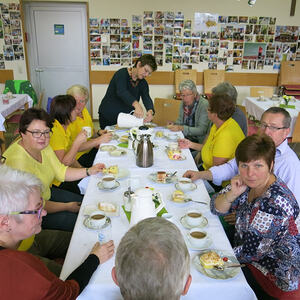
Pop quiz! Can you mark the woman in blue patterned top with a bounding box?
[211,134,300,300]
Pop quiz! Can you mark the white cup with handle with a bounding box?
[82,126,92,138]
[117,111,144,128]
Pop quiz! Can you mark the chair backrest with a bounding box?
[152,98,181,126]
[250,87,274,98]
[4,80,38,105]
[174,69,197,98]
[292,112,300,143]
[203,70,225,95]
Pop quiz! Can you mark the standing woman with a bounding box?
[67,84,112,167]
[168,79,211,143]
[3,108,105,235]
[98,54,157,129]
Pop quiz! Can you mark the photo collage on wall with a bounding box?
[0,3,23,69]
[89,11,300,71]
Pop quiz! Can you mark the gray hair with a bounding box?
[262,107,291,128]
[0,166,43,221]
[179,79,198,95]
[115,217,190,300]
[66,84,89,102]
[212,82,238,103]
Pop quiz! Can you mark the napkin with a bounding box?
[78,176,90,194]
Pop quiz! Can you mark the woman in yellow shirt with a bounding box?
[179,94,245,190]
[67,84,112,167]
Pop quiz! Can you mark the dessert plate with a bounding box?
[83,216,111,231]
[109,149,127,157]
[97,180,120,191]
[175,182,197,192]
[180,215,208,229]
[193,250,240,279]
[99,145,117,152]
[148,172,178,184]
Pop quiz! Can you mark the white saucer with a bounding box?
[185,235,213,251]
[83,216,111,231]
[180,215,208,229]
[99,145,117,152]
[109,149,127,157]
[175,182,197,192]
[97,180,120,190]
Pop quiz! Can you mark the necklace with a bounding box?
[248,174,275,202]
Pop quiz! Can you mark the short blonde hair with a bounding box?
[66,84,89,102]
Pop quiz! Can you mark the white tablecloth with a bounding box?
[0,94,33,131]
[243,97,300,137]
[60,127,256,300]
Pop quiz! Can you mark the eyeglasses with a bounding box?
[259,122,288,132]
[26,130,52,138]
[8,201,45,220]
[0,155,6,164]
[180,93,194,98]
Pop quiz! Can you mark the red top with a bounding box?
[0,249,79,300]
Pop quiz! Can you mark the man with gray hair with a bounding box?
[112,217,192,300]
[212,82,248,136]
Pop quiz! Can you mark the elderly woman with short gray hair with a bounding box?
[168,79,211,143]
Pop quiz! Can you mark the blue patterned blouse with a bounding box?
[211,177,300,291]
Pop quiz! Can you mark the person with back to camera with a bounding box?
[211,134,300,300]
[167,79,211,144]
[67,84,112,167]
[98,54,157,129]
[111,217,192,300]
[0,165,114,300]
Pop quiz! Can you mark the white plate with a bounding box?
[165,133,181,141]
[83,216,111,231]
[185,234,213,251]
[97,180,120,190]
[116,168,130,179]
[109,149,127,157]
[180,215,208,229]
[148,172,178,184]
[193,250,240,279]
[166,149,187,161]
[175,182,197,192]
[98,202,120,217]
[99,145,117,152]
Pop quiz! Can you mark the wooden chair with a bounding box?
[292,112,300,143]
[250,87,274,98]
[174,69,197,99]
[152,98,181,126]
[203,70,225,96]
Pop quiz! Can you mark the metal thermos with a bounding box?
[136,134,153,168]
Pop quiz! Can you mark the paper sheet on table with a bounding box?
[78,176,90,195]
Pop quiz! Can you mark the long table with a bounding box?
[60,127,256,300]
[243,96,300,137]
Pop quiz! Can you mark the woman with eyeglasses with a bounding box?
[98,54,157,129]
[167,80,211,144]
[3,108,105,246]
[211,134,300,300]
[66,85,112,167]
[0,166,114,300]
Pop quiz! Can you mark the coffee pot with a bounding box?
[135,134,153,168]
[130,188,164,226]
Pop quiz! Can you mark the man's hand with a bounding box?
[91,241,115,264]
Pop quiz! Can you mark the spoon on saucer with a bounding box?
[184,198,207,205]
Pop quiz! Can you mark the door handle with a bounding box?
[35,68,44,72]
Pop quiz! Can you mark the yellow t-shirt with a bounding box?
[50,119,72,186]
[4,141,68,251]
[201,118,245,170]
[67,107,93,159]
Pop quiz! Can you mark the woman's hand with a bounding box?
[178,138,192,149]
[67,201,81,213]
[91,241,115,264]
[74,130,87,145]
[144,110,154,123]
[88,163,106,175]
[231,175,247,198]
[168,125,183,132]
[133,102,144,118]
[97,132,112,144]
[224,212,236,225]
[183,170,201,181]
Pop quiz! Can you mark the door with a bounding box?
[24,2,90,110]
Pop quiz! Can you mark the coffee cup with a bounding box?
[185,210,204,227]
[102,175,116,189]
[168,142,178,150]
[188,228,208,247]
[82,126,92,138]
[89,211,107,227]
[178,177,192,191]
